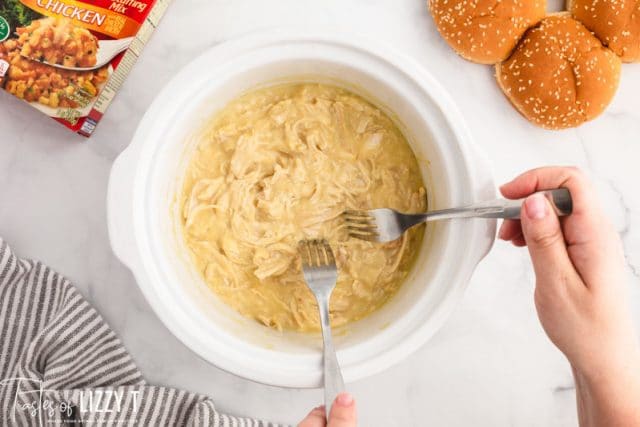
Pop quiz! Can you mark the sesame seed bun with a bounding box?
[569,0,640,62]
[495,14,621,129]
[428,0,546,64]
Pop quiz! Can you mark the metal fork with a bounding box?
[298,239,345,419]
[343,188,573,243]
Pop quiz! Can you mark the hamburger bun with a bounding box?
[569,0,640,62]
[429,0,546,64]
[496,14,621,129]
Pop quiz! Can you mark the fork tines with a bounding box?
[341,210,379,241]
[298,239,335,267]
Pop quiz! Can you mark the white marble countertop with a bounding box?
[1,1,639,425]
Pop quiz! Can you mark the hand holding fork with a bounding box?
[343,188,572,243]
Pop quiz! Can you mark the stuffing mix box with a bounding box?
[0,0,171,136]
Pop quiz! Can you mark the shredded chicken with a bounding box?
[180,83,427,332]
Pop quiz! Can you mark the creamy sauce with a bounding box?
[180,83,426,332]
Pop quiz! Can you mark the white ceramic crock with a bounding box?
[107,30,496,388]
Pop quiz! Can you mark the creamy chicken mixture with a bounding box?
[180,83,426,332]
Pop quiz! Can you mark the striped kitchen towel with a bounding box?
[0,238,287,426]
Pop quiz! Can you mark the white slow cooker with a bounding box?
[107,30,496,388]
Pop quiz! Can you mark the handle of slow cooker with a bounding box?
[465,134,498,262]
[107,145,140,269]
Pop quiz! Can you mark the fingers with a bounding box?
[298,406,326,427]
[299,393,357,427]
[512,234,527,247]
[498,219,522,241]
[500,166,603,248]
[499,219,526,246]
[520,193,578,290]
[328,393,357,427]
[501,167,621,289]
[500,166,593,211]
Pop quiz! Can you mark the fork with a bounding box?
[24,37,133,71]
[343,188,572,243]
[298,239,345,419]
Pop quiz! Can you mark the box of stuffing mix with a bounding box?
[0,0,171,136]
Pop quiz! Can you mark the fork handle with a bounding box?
[421,188,572,222]
[317,297,345,419]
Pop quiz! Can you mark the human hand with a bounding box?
[298,393,357,427]
[499,167,640,425]
[499,166,639,374]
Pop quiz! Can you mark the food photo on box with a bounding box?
[1,0,640,426]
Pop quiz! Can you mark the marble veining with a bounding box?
[1,1,639,425]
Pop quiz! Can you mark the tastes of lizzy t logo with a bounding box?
[1,377,141,425]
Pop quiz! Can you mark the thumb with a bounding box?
[520,193,575,286]
[328,393,357,427]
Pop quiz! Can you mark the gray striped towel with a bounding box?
[0,238,287,426]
